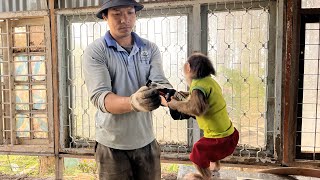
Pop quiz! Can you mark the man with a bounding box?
[83,0,171,179]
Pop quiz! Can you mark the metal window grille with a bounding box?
[206,1,275,159]
[58,14,108,149]
[58,0,278,162]
[297,15,320,160]
[136,8,190,150]
[0,17,53,152]
[58,8,191,151]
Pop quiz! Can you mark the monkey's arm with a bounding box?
[168,89,209,117]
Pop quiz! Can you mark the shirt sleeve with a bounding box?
[83,41,112,113]
[190,86,207,97]
[147,42,172,88]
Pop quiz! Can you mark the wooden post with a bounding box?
[49,0,63,179]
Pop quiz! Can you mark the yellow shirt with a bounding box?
[190,76,234,138]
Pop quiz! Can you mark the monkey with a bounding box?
[168,52,239,180]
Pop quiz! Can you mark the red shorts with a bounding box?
[190,128,239,168]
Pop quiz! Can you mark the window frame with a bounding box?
[296,14,320,160]
[0,17,54,154]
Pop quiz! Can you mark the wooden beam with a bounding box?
[0,145,53,154]
[0,11,48,19]
[49,0,63,179]
[259,167,320,178]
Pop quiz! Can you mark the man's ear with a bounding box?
[102,12,108,21]
[102,15,108,21]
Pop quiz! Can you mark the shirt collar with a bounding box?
[104,31,117,48]
[104,31,145,49]
[131,32,145,48]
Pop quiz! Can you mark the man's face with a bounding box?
[104,6,136,39]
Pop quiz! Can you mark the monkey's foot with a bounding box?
[183,172,203,180]
[209,161,221,172]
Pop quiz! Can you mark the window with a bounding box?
[60,11,189,149]
[207,2,271,150]
[297,15,320,160]
[0,18,52,149]
[59,2,277,159]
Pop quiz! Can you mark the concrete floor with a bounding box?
[177,165,320,180]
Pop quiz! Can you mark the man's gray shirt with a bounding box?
[83,31,171,150]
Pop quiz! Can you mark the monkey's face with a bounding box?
[183,63,192,85]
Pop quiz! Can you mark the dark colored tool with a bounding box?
[146,80,194,120]
[146,80,186,102]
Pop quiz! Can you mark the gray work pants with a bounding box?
[95,140,161,180]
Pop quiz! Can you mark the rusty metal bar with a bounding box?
[282,0,300,165]
[282,0,293,165]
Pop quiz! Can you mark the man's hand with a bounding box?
[160,96,168,107]
[130,86,161,112]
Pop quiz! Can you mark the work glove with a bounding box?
[130,86,161,112]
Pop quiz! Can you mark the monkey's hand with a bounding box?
[167,98,179,110]
[130,86,161,112]
[169,108,194,120]
[178,91,190,98]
